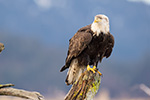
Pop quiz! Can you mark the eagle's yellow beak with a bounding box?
[94,19,98,23]
[94,19,101,23]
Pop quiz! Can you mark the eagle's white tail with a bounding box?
[65,59,85,85]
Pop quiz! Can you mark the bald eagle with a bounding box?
[60,14,114,85]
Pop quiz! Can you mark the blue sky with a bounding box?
[1,0,150,61]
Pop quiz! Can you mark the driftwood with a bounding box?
[65,70,101,100]
[0,84,44,100]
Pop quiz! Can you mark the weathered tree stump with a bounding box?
[65,70,101,100]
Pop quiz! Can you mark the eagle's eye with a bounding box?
[99,17,102,19]
[104,18,108,21]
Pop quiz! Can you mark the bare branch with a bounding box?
[0,87,44,100]
[0,83,14,89]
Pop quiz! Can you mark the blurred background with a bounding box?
[0,0,150,99]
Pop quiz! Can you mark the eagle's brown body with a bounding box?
[60,24,114,85]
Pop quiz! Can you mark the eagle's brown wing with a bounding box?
[104,33,114,58]
[60,25,92,72]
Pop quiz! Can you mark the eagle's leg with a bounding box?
[87,65,102,76]
[87,65,95,73]
[92,60,103,76]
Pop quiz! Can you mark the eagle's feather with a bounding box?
[60,26,92,72]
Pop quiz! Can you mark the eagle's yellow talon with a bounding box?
[87,65,103,76]
[96,70,103,76]
[93,66,96,70]
[93,66,102,76]
[87,65,95,73]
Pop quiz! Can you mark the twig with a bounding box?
[0,83,14,89]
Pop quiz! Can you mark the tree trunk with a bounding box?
[65,70,101,100]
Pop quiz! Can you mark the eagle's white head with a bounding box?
[91,14,110,36]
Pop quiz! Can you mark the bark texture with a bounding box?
[65,70,101,100]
